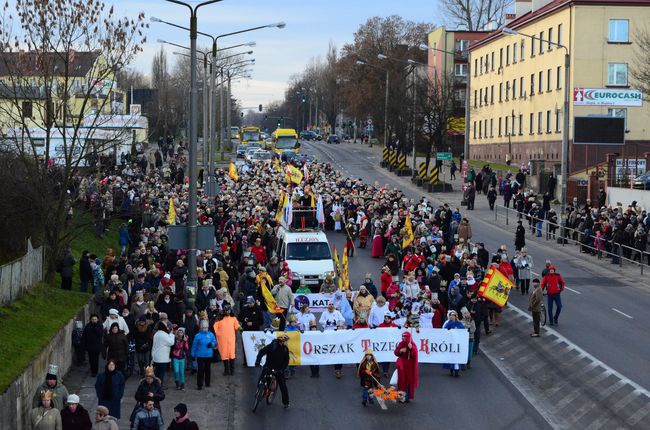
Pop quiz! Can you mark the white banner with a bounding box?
[292,293,356,312]
[242,328,469,367]
[573,88,643,107]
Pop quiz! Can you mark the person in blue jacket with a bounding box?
[442,310,466,378]
[118,223,131,255]
[191,319,217,390]
[95,359,125,419]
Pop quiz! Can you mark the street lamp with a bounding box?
[161,0,223,296]
[356,58,389,149]
[151,17,285,190]
[503,26,571,222]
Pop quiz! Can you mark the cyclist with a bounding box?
[255,333,290,408]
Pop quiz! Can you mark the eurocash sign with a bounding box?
[573,88,643,107]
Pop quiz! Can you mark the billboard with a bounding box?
[573,116,625,145]
[573,88,642,107]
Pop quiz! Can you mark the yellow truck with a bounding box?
[271,128,300,156]
[240,126,262,146]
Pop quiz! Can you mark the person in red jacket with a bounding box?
[250,237,267,265]
[541,265,565,325]
[402,249,420,274]
[380,266,392,297]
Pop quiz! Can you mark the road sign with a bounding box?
[437,152,452,161]
[130,104,141,115]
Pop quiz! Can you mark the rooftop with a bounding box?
[0,51,101,78]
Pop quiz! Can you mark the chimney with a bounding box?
[516,0,533,17]
[505,13,517,25]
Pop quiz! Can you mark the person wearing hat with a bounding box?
[271,277,293,331]
[528,278,544,337]
[191,319,218,390]
[213,303,241,376]
[130,290,148,321]
[442,311,465,377]
[30,389,62,430]
[60,393,92,430]
[238,296,263,332]
[32,364,69,411]
[92,405,118,430]
[168,403,199,430]
[318,274,336,294]
[82,314,104,377]
[102,322,128,374]
[541,265,565,325]
[255,333,291,409]
[357,349,381,406]
[394,332,419,401]
[362,273,378,298]
[102,308,130,335]
[133,365,165,413]
[460,307,476,369]
[344,217,357,257]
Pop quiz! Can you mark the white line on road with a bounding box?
[565,287,582,295]
[612,308,634,319]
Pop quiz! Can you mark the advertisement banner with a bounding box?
[292,293,357,312]
[615,159,646,179]
[573,88,643,107]
[242,328,469,367]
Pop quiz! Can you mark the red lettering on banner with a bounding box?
[303,341,313,355]
[361,339,371,351]
[419,339,430,354]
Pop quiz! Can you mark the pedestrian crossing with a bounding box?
[481,307,650,429]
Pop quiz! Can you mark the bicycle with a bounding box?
[252,368,278,412]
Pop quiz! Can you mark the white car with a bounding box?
[248,150,273,164]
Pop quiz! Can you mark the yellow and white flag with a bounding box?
[286,164,303,184]
[167,197,176,225]
[402,213,414,249]
[228,162,239,181]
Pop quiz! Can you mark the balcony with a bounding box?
[454,75,467,85]
[455,50,468,61]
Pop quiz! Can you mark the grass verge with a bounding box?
[0,209,119,393]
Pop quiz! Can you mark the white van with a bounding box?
[275,226,335,292]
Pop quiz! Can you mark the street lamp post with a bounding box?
[356,58,389,149]
[503,27,570,223]
[163,0,222,294]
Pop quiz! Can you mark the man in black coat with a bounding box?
[79,250,93,293]
[82,314,104,377]
[239,296,263,331]
[255,335,291,408]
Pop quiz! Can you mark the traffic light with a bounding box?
[277,121,281,128]
[301,95,306,103]
[258,104,263,112]
[264,115,268,120]
[240,112,244,118]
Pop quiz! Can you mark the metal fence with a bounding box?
[493,205,649,275]
[0,240,44,306]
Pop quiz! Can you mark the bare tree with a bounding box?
[632,27,650,102]
[0,0,147,278]
[440,0,512,30]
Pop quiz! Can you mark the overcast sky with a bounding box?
[117,0,441,107]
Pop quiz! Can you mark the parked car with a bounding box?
[326,135,340,144]
[632,171,650,190]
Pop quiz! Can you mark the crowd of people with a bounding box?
[32,138,582,429]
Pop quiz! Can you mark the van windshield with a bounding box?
[286,242,331,260]
[276,136,297,149]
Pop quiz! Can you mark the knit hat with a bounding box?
[173,403,188,417]
[46,364,58,380]
[246,296,255,304]
[108,308,119,316]
[96,406,109,416]
[67,394,80,404]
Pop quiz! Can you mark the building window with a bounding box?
[520,77,524,98]
[505,81,510,101]
[490,85,494,104]
[557,66,562,89]
[608,108,627,130]
[506,45,510,65]
[558,24,563,46]
[519,114,524,135]
[499,83,503,102]
[485,54,490,71]
[608,63,628,86]
[531,36,536,57]
[473,121,476,139]
[538,71,543,93]
[480,57,484,74]
[484,119,488,137]
[498,117,502,136]
[513,43,518,63]
[529,113,534,134]
[539,31,545,54]
[555,110,561,132]
[456,89,466,104]
[22,101,32,118]
[474,90,477,107]
[538,112,543,134]
[455,64,468,76]
[499,48,503,69]
[546,110,551,133]
[548,27,554,51]
[491,52,495,71]
[474,59,478,76]
[490,118,494,137]
[479,120,482,138]
[520,39,525,61]
[456,39,469,51]
[505,116,510,135]
[530,73,535,96]
[513,79,517,99]
[479,88,483,106]
[547,69,552,91]
[512,115,517,136]
[485,87,489,104]
[609,20,629,43]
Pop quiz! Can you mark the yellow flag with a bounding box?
[332,245,341,278]
[341,244,349,290]
[286,164,303,184]
[260,277,284,314]
[167,197,176,225]
[402,213,414,249]
[478,266,514,307]
[228,162,239,181]
[275,191,286,222]
[274,157,281,173]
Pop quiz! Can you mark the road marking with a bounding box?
[612,308,633,319]
[565,287,582,295]
[506,303,648,395]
